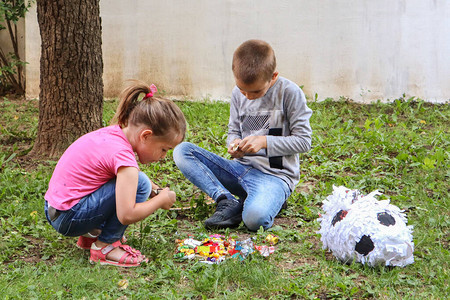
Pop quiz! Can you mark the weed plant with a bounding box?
[0,96,448,299]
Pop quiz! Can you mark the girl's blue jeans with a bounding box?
[44,171,151,244]
[173,142,291,231]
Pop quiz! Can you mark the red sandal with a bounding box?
[76,236,98,250]
[89,241,147,267]
[77,235,127,250]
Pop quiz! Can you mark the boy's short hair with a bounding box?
[232,39,276,84]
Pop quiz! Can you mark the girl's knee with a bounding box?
[137,172,151,201]
[138,171,151,187]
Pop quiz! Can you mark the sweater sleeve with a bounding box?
[266,86,313,157]
[226,87,243,146]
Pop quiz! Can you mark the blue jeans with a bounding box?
[173,142,290,231]
[44,172,151,244]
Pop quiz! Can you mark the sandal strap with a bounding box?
[118,244,141,264]
[119,252,136,265]
[112,240,122,247]
[100,244,115,256]
[120,244,142,255]
[90,241,146,266]
[99,240,122,255]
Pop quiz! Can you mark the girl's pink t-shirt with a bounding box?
[45,125,139,210]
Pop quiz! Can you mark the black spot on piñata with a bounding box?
[331,210,348,226]
[377,212,396,226]
[355,235,374,256]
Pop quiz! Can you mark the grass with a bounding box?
[0,95,449,299]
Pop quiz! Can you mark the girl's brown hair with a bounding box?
[232,39,276,84]
[111,80,186,140]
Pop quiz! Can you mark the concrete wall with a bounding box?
[0,23,15,57]
[25,0,450,103]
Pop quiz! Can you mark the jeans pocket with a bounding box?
[62,214,105,237]
[52,210,75,236]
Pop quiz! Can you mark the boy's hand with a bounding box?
[156,187,176,210]
[228,139,244,158]
[237,136,267,154]
[228,136,267,157]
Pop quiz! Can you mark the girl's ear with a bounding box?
[139,129,154,141]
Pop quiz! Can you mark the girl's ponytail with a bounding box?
[111,80,150,127]
[111,80,186,140]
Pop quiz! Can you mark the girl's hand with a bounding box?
[116,167,176,224]
[155,187,176,210]
[150,187,162,198]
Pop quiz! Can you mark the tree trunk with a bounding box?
[30,0,103,159]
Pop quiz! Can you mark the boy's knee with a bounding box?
[242,207,272,231]
[173,142,192,161]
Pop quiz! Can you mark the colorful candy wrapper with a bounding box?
[265,234,279,245]
[174,234,278,263]
[255,245,275,257]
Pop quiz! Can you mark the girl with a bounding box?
[44,80,186,267]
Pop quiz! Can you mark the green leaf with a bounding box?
[396,152,409,161]
[423,157,436,169]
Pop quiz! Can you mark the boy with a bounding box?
[173,39,312,231]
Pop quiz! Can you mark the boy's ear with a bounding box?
[271,71,279,80]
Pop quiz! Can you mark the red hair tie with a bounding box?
[144,84,157,99]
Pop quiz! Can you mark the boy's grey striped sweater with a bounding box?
[227,76,313,191]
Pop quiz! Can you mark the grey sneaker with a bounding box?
[204,199,243,229]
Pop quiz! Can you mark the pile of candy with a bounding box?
[174,233,279,264]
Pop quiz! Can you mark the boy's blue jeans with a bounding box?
[173,142,290,231]
[44,172,151,244]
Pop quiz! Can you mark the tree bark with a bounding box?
[30,0,103,159]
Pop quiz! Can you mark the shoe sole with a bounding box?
[204,215,242,229]
[89,259,140,268]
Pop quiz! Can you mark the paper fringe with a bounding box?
[318,185,414,267]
